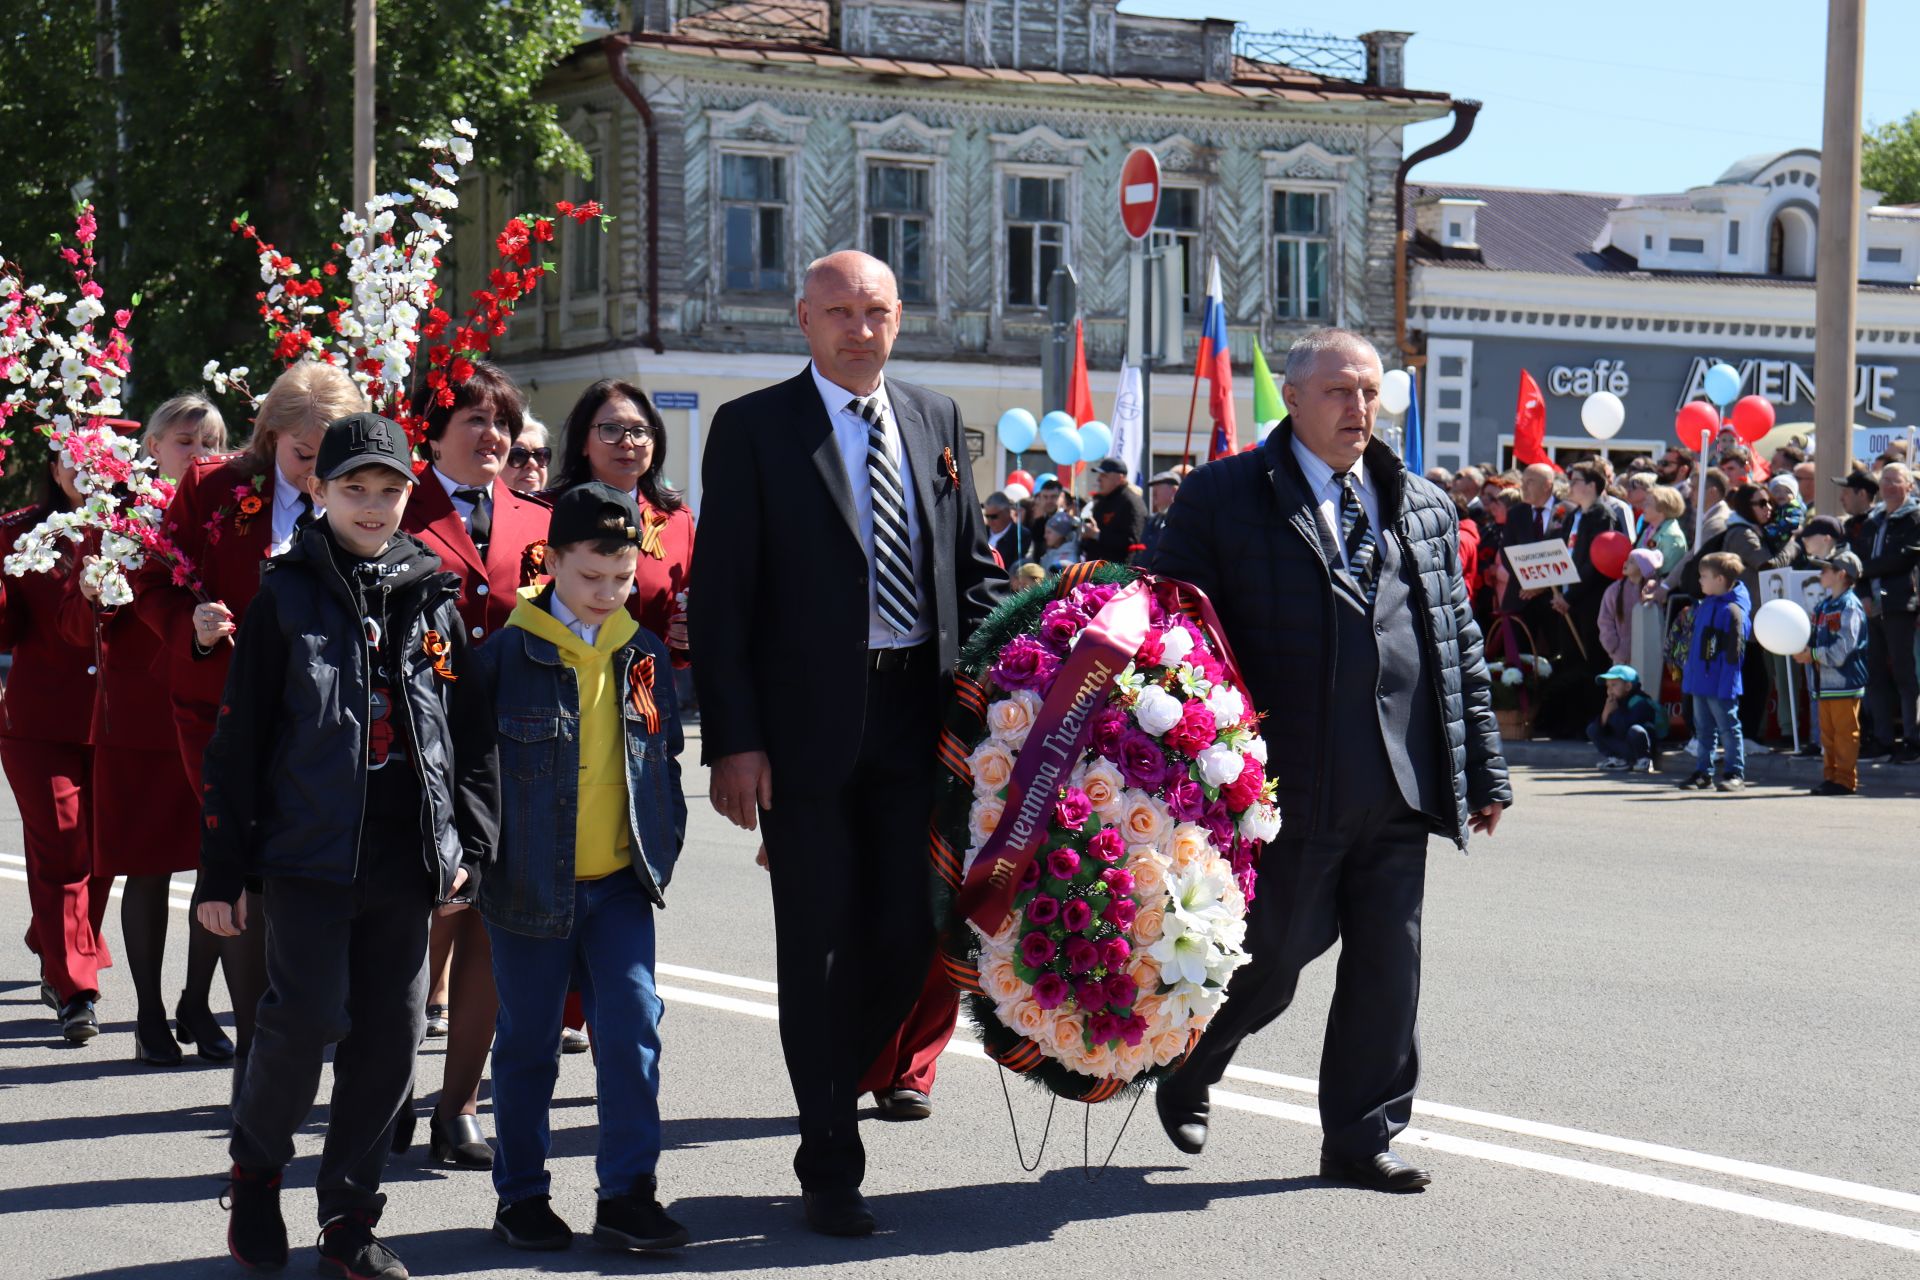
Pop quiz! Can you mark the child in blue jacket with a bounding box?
[1799,551,1869,795]
[1679,551,1751,791]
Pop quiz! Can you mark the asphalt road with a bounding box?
[0,741,1916,1279]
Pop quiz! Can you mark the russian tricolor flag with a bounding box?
[1196,255,1236,460]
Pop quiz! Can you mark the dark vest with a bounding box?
[1320,484,1448,822]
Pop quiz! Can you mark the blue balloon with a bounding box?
[997,407,1037,454]
[1703,363,1741,407]
[1033,472,1057,489]
[1039,410,1078,440]
[1044,422,1083,466]
[1078,420,1113,461]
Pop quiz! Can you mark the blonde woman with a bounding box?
[1644,485,1690,576]
[134,362,367,1071]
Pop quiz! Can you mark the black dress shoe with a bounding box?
[429,1109,494,1168]
[173,993,236,1063]
[132,1013,184,1066]
[873,1087,932,1121]
[1154,1083,1209,1155]
[59,995,99,1044]
[802,1186,877,1237]
[1319,1149,1432,1192]
[39,980,59,1012]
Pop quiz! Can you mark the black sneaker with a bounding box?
[1895,745,1920,765]
[1795,743,1823,758]
[316,1212,407,1279]
[1861,738,1895,762]
[222,1164,288,1272]
[1811,780,1856,796]
[493,1195,573,1251]
[593,1176,690,1252]
[59,994,98,1044]
[1677,772,1712,790]
[1714,775,1746,792]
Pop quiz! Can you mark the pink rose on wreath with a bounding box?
[1021,933,1057,967]
[1118,730,1170,791]
[1019,860,1042,889]
[1089,1012,1124,1044]
[1101,937,1132,970]
[1165,776,1207,824]
[1061,898,1094,932]
[1104,973,1139,1008]
[1222,754,1265,812]
[1100,866,1135,895]
[1103,896,1138,930]
[1075,977,1107,1009]
[1065,937,1100,974]
[1077,582,1120,613]
[1088,828,1126,865]
[1037,600,1084,653]
[1122,1013,1150,1047]
[1026,893,1061,925]
[1032,973,1069,1010]
[992,634,1060,693]
[1054,787,1093,830]
[1164,697,1218,757]
[1047,848,1081,881]
[1089,707,1129,760]
[1134,628,1165,668]
[1202,798,1237,851]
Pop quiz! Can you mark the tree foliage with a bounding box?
[1863,111,1920,207]
[0,0,588,505]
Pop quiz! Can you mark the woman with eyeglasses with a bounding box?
[1723,483,1797,740]
[548,379,693,658]
[398,359,552,1170]
[501,417,552,495]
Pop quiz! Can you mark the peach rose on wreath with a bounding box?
[1130,962,1164,1001]
[967,795,1005,849]
[978,912,1018,955]
[1077,1040,1118,1079]
[1113,1038,1156,1079]
[967,739,1015,798]
[1120,790,1172,849]
[983,956,1025,1005]
[1078,757,1126,823]
[986,690,1043,750]
[1166,822,1214,874]
[1133,904,1167,945]
[1047,1013,1086,1059]
[1127,847,1171,900]
[1150,1027,1191,1066]
[1004,998,1053,1039]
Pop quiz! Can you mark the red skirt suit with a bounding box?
[0,506,113,1001]
[400,470,552,644]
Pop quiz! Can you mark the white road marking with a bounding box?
[6,872,1914,1249]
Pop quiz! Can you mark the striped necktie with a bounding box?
[1338,470,1378,604]
[851,394,919,637]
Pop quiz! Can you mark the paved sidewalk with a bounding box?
[1500,737,1920,796]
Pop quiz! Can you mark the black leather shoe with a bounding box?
[132,1013,184,1066]
[174,993,236,1062]
[1319,1149,1432,1192]
[802,1186,877,1237]
[873,1087,932,1121]
[429,1109,494,1168]
[39,980,58,1012]
[59,995,99,1045]
[1154,1083,1209,1155]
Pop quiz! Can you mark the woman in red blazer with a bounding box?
[135,361,369,1070]
[399,360,550,1168]
[68,398,236,1065]
[547,378,693,655]
[0,457,112,1043]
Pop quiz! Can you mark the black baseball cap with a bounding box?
[317,412,417,483]
[549,481,644,549]
[1800,514,1845,542]
[1093,457,1129,476]
[1809,550,1863,579]
[1836,471,1879,496]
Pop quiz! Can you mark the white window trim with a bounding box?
[1265,179,1342,326]
[1155,180,1208,318]
[705,104,809,305]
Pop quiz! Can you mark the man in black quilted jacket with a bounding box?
[1148,327,1512,1192]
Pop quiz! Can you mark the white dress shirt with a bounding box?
[1290,435,1379,573]
[550,593,599,647]
[269,467,313,556]
[432,466,491,540]
[810,362,931,648]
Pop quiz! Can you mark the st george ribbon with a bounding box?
[955,578,1152,933]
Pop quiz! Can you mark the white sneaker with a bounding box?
[1600,757,1628,770]
[1631,758,1656,773]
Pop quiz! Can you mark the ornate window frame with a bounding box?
[706,103,809,303]
[991,126,1088,321]
[853,113,954,320]
[1260,143,1354,327]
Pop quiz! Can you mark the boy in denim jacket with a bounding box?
[1799,551,1869,795]
[471,482,689,1254]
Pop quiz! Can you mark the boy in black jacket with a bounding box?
[194,412,498,1280]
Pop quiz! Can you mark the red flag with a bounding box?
[1063,318,1094,483]
[1513,369,1553,469]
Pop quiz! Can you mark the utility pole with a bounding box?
[353,0,376,214]
[1814,0,1864,517]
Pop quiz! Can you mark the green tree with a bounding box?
[0,0,588,505]
[1863,111,1920,206]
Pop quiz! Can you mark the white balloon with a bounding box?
[1002,483,1031,502]
[1581,390,1626,440]
[1753,598,1813,656]
[1379,368,1412,416]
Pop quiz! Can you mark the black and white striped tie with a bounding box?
[1338,471,1378,604]
[851,394,919,637]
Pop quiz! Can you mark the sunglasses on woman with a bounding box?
[506,445,552,468]
[594,421,653,446]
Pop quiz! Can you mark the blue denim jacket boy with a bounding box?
[470,615,686,937]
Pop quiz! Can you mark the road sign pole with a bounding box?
[1120,146,1164,483]
[1141,236,1154,477]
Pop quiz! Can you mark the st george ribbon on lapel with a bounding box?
[851,394,920,637]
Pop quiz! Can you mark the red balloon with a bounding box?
[1591,530,1632,580]
[1729,394,1775,445]
[1674,400,1719,449]
[1006,469,1034,491]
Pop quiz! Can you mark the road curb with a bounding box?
[1499,738,1920,797]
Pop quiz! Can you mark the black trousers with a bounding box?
[761,659,941,1190]
[1168,796,1431,1163]
[230,867,432,1224]
[1866,612,1919,744]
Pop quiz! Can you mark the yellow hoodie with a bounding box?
[506,587,640,880]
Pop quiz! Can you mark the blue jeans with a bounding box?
[1586,719,1652,763]
[1691,695,1744,777]
[488,872,664,1203]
